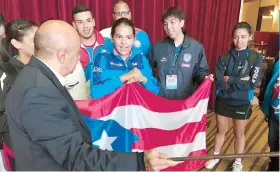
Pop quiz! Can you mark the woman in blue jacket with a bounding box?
[205,22,263,171]
[90,18,159,99]
[262,56,279,171]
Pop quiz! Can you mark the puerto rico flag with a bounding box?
[75,78,212,171]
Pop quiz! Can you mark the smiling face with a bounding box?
[73,11,95,40]
[163,15,184,40]
[112,23,135,59]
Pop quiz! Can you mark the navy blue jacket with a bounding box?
[150,35,209,100]
[216,49,263,106]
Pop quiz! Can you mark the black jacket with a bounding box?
[215,49,263,106]
[0,57,24,147]
[5,57,145,171]
[150,35,209,100]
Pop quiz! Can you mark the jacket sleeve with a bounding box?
[84,62,91,81]
[228,55,263,90]
[148,46,159,79]
[0,69,7,113]
[192,46,209,84]
[140,56,160,95]
[0,69,8,133]
[138,31,151,57]
[271,77,280,118]
[85,39,114,82]
[215,56,227,91]
[90,55,123,99]
[21,87,146,171]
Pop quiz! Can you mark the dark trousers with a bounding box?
[268,116,279,170]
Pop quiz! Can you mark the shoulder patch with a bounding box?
[99,49,111,55]
[133,40,141,48]
[100,49,107,53]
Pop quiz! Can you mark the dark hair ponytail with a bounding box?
[5,19,37,56]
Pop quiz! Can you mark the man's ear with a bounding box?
[11,39,21,50]
[57,49,67,64]
[92,18,95,27]
[112,13,116,21]
[180,19,185,28]
[72,21,76,29]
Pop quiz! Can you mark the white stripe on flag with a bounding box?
[132,132,206,157]
[99,99,208,130]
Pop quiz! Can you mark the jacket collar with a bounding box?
[166,33,191,49]
[112,47,143,61]
[36,58,67,86]
[8,56,25,70]
[230,48,250,59]
[80,30,105,49]
[28,57,91,138]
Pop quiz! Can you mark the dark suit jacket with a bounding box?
[5,57,145,171]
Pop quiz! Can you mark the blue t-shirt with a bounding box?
[86,46,95,62]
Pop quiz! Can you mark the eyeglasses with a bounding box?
[113,10,131,17]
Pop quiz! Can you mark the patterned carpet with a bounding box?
[197,106,270,171]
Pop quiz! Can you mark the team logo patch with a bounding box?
[160,57,167,62]
[110,62,123,67]
[181,63,190,68]
[93,67,102,72]
[133,40,141,48]
[101,49,107,53]
[183,53,192,62]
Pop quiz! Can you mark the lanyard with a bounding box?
[171,44,182,73]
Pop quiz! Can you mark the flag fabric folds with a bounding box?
[75,78,212,171]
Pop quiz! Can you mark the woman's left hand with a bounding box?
[127,76,147,84]
[224,76,230,82]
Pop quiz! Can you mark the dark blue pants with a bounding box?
[268,116,279,170]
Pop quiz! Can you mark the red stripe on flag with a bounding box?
[76,79,212,118]
[131,115,206,150]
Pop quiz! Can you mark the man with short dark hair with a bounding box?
[72,4,113,68]
[100,0,151,57]
[150,7,211,100]
[65,4,114,100]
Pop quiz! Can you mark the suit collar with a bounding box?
[29,57,64,93]
[36,58,67,86]
[28,56,92,138]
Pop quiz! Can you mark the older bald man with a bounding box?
[5,20,178,171]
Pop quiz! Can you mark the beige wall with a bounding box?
[241,0,279,32]
[260,0,276,7]
[241,0,260,34]
[271,0,279,32]
[261,16,274,31]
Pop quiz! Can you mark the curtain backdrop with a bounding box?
[0,0,241,108]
